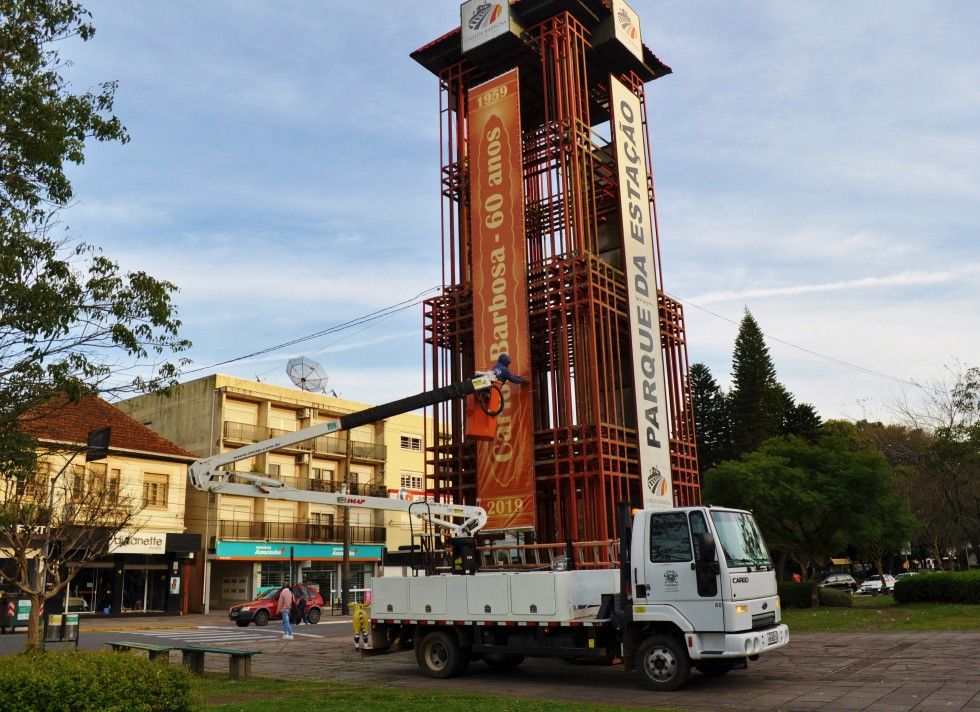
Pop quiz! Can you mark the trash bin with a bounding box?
[0,594,32,633]
[44,614,63,642]
[63,614,79,642]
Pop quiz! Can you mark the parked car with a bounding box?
[818,573,858,591]
[65,596,89,613]
[228,584,323,627]
[855,574,896,595]
[895,571,918,581]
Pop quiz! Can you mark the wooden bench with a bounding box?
[178,645,260,680]
[106,641,173,662]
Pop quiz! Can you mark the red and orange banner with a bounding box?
[468,69,534,531]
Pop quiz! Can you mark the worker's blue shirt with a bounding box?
[490,363,528,385]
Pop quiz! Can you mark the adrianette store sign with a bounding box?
[109,530,167,555]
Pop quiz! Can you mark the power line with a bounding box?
[676,296,928,391]
[184,286,440,376]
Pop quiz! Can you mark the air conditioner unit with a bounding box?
[300,408,314,421]
[296,452,311,465]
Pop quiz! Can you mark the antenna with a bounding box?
[286,356,329,394]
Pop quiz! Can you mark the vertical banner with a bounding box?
[609,75,673,509]
[469,69,534,530]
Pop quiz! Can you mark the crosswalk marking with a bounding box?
[129,628,283,644]
[120,625,322,646]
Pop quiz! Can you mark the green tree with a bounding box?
[727,310,785,454]
[889,365,980,566]
[689,362,731,474]
[0,0,190,651]
[703,421,903,603]
[773,384,822,441]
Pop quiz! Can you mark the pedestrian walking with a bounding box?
[277,586,294,640]
[292,584,307,625]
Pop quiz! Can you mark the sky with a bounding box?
[60,1,979,421]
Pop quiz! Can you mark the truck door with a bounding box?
[637,510,725,632]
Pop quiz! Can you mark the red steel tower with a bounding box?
[415,0,699,551]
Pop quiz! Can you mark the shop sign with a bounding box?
[215,541,383,560]
[109,530,167,555]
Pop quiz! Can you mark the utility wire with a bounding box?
[677,296,929,391]
[184,286,439,375]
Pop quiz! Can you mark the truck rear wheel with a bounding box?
[636,635,691,691]
[484,653,525,671]
[416,631,468,679]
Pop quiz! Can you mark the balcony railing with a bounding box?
[217,520,384,544]
[351,440,386,461]
[307,479,388,498]
[222,422,385,461]
[223,421,269,442]
[312,436,346,456]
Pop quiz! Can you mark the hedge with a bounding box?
[893,570,980,604]
[777,582,853,609]
[0,650,193,712]
[777,582,811,609]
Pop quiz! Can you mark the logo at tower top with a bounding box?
[467,2,503,31]
[461,0,513,54]
[617,8,638,41]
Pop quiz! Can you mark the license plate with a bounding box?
[767,630,778,645]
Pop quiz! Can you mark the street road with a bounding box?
[1,621,978,710]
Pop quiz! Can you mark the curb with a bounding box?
[81,624,200,633]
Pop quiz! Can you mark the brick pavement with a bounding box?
[101,620,980,711]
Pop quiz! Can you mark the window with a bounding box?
[70,464,86,499]
[266,463,281,477]
[310,512,334,526]
[14,463,48,498]
[400,472,424,490]
[400,435,422,452]
[649,511,692,563]
[142,473,169,508]
[311,467,334,481]
[108,469,121,502]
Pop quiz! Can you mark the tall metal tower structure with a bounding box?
[415,0,699,549]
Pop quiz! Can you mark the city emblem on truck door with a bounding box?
[664,570,679,591]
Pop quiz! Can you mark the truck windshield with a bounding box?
[710,510,772,568]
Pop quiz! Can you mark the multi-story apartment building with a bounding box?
[9,396,199,616]
[118,374,433,613]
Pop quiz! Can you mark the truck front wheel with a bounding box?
[417,631,468,679]
[635,635,691,691]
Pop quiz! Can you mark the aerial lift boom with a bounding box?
[187,374,496,536]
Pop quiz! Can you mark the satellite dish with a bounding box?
[286,356,329,393]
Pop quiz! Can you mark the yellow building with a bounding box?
[12,396,199,616]
[118,374,433,612]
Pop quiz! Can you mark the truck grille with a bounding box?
[752,611,776,630]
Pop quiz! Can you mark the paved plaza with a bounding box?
[64,615,980,711]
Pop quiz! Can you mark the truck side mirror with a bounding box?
[696,533,717,563]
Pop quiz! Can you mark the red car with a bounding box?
[228,584,324,627]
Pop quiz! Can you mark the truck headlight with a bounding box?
[735,604,749,615]
[775,598,780,610]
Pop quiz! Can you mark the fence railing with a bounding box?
[477,540,619,570]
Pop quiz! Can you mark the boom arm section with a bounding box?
[187,374,493,536]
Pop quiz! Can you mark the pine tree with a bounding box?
[689,363,731,474]
[728,310,784,454]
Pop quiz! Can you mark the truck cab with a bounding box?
[629,506,788,685]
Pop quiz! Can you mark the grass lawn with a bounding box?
[782,595,980,632]
[192,676,673,712]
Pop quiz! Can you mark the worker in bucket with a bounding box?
[489,353,528,385]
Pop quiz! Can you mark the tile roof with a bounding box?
[21,396,195,460]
